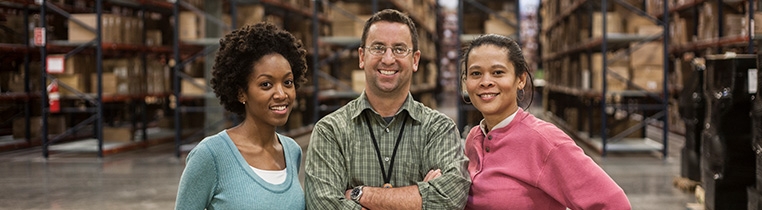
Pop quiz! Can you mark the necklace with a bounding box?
[364,113,407,188]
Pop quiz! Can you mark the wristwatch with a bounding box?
[350,185,364,204]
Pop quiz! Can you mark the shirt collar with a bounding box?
[479,108,521,136]
[350,91,422,123]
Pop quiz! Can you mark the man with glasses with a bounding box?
[305,9,470,210]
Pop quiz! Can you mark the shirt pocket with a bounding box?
[397,160,423,185]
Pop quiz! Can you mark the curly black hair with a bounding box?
[210,22,308,117]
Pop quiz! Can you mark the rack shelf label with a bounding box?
[34,27,45,47]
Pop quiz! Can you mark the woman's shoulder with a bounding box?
[514,111,574,145]
[190,130,232,154]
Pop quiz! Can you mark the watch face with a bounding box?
[351,187,362,201]
[351,188,360,199]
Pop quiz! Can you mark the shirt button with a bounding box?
[384,157,390,162]
[485,147,490,152]
[385,128,390,133]
[488,135,493,140]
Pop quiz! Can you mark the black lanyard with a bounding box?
[364,113,408,188]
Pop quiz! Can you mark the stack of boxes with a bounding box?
[542,2,670,93]
[68,13,144,44]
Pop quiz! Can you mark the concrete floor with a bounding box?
[0,102,697,210]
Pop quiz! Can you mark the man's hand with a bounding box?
[342,169,441,210]
[344,189,353,200]
[423,169,441,182]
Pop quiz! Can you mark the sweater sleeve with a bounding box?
[175,143,218,210]
[418,114,471,210]
[537,142,631,210]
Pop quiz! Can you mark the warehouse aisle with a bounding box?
[0,103,696,210]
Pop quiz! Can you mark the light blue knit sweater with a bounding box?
[175,130,304,210]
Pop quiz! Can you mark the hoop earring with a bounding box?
[461,94,472,105]
[517,89,525,102]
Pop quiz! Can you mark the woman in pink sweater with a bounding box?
[460,34,631,210]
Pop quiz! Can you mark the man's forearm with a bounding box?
[359,185,422,210]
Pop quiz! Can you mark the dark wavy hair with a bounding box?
[360,9,419,51]
[460,34,534,108]
[210,22,308,116]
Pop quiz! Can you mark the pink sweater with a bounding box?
[465,109,631,210]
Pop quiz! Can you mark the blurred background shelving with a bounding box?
[2,0,762,209]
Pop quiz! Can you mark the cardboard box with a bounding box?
[590,52,630,91]
[331,15,370,37]
[351,70,365,93]
[68,14,121,43]
[237,5,265,28]
[181,78,207,95]
[55,74,89,96]
[103,126,133,142]
[484,18,516,36]
[631,65,664,92]
[179,12,205,41]
[630,42,664,66]
[671,15,689,45]
[145,30,162,46]
[628,16,657,35]
[591,52,629,71]
[146,61,167,94]
[485,11,517,36]
[724,14,747,37]
[592,65,629,92]
[330,2,372,21]
[13,116,65,140]
[592,12,623,37]
[94,72,115,95]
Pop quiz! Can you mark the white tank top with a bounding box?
[250,166,287,184]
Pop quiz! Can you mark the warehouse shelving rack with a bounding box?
[456,0,521,133]
[650,0,758,161]
[539,0,670,157]
[309,0,441,119]
[655,0,757,55]
[171,0,333,157]
[171,0,230,157]
[1,0,444,157]
[0,1,35,151]
[39,0,110,158]
[310,0,441,112]
[3,0,181,157]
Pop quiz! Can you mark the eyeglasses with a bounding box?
[363,45,413,58]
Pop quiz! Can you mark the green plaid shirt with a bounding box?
[305,92,470,210]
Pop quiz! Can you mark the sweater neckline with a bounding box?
[220,130,294,192]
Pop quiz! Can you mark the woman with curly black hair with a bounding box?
[175,22,308,210]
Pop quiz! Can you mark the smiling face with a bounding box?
[240,53,296,127]
[358,21,421,97]
[465,44,526,128]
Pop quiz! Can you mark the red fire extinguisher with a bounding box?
[48,79,60,113]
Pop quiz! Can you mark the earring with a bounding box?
[241,101,246,105]
[461,92,472,105]
[517,89,525,101]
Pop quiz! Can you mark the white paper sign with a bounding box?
[46,55,65,74]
